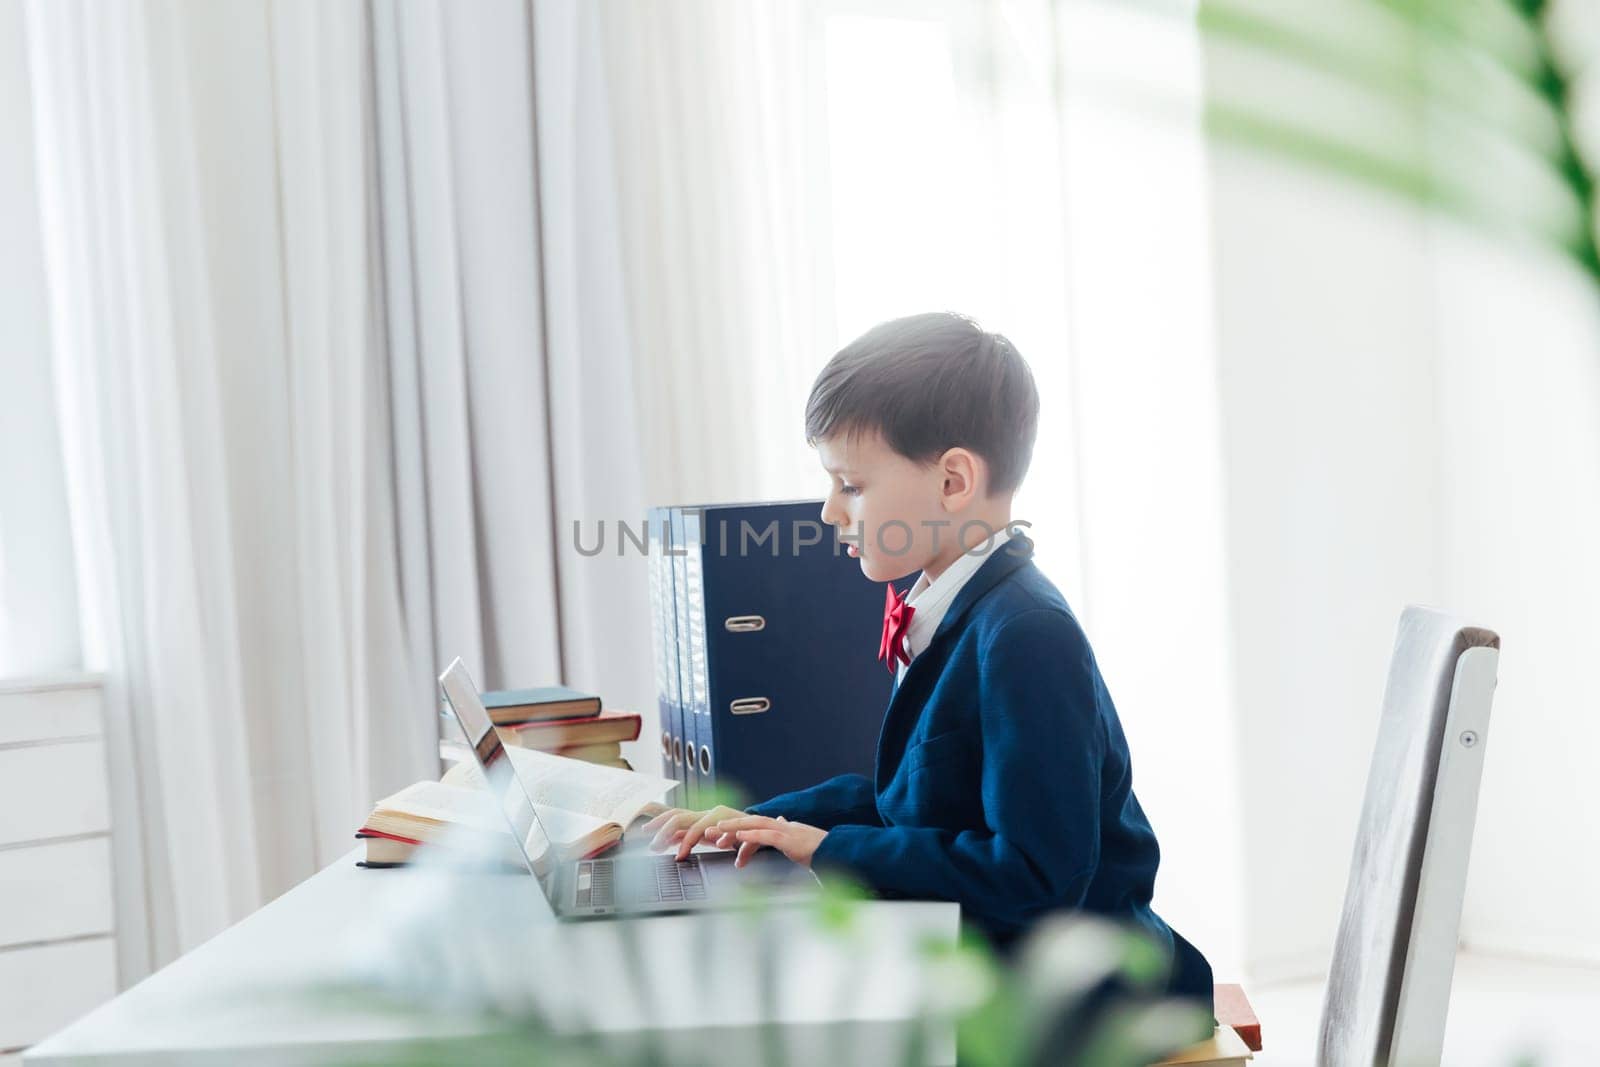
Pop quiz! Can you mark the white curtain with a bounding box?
[0,0,80,678]
[370,0,566,707]
[369,0,665,760]
[592,0,830,501]
[370,0,828,777]
[20,0,682,978]
[23,0,435,975]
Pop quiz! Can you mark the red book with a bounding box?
[355,829,424,867]
[1212,984,1262,1052]
[499,710,642,750]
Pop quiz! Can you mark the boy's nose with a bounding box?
[819,495,845,530]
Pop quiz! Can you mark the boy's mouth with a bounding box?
[846,544,861,558]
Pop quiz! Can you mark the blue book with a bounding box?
[481,685,600,726]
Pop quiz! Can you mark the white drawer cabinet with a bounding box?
[0,939,117,1051]
[0,741,111,847]
[0,838,114,948]
[0,677,118,1057]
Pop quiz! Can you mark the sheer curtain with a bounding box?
[19,0,672,978]
[593,0,831,502]
[23,0,436,974]
[370,0,567,715]
[370,0,678,764]
[0,0,79,679]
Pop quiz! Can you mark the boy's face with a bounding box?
[816,430,958,583]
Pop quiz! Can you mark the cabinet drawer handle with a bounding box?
[729,697,770,716]
[724,615,766,632]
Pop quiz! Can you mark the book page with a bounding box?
[530,803,614,854]
[382,780,611,861]
[383,781,501,831]
[507,746,678,826]
[446,747,678,828]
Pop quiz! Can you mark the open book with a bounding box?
[359,747,678,868]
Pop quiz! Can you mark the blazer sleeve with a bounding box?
[746,773,884,830]
[809,609,1107,928]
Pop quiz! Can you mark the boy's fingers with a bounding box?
[734,840,761,867]
[734,828,786,848]
[646,810,687,835]
[648,811,695,850]
[641,808,679,833]
[707,815,775,833]
[675,810,724,860]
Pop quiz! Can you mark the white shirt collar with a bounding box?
[896,527,1013,684]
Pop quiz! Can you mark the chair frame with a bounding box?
[1317,608,1500,1067]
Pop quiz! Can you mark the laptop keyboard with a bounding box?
[575,854,706,908]
[575,858,613,907]
[651,852,707,902]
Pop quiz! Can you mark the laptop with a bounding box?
[438,657,821,918]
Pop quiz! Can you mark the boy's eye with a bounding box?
[839,484,861,496]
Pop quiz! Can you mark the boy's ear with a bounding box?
[938,447,984,509]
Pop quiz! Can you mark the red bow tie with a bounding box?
[878,584,915,673]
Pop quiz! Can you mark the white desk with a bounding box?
[27,848,961,1066]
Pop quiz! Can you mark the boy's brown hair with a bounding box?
[804,312,1040,495]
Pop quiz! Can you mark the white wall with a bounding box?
[1428,221,1600,966]
[1206,148,1441,980]
[1205,144,1600,979]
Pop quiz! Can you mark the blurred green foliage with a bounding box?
[323,865,1212,1067]
[1199,0,1599,276]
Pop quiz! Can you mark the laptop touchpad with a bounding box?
[698,849,821,894]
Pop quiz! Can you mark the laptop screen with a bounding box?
[438,658,554,881]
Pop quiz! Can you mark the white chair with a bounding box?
[1317,606,1500,1066]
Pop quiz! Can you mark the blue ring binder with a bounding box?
[648,500,904,808]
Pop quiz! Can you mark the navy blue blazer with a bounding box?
[747,535,1213,1001]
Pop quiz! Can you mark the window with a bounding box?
[818,0,1081,590]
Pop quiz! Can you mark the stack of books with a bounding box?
[355,745,677,869]
[480,684,642,771]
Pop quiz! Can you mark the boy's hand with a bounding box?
[641,804,749,860]
[707,815,827,869]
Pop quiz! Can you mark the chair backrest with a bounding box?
[1317,606,1500,1067]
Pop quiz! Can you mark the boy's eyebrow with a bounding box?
[822,463,858,476]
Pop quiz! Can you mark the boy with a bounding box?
[642,312,1212,1001]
